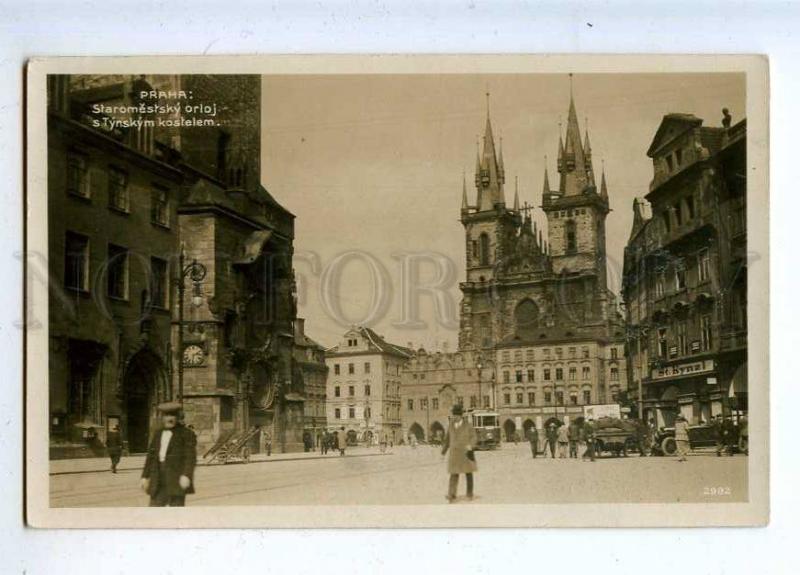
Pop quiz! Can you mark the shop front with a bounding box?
[643,358,724,427]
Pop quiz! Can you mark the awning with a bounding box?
[729,361,748,397]
[234,230,272,265]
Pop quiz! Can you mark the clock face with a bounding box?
[183,344,205,366]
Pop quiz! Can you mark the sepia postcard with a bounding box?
[25,55,768,528]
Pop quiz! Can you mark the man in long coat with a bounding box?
[441,404,477,502]
[140,402,197,507]
[106,423,123,473]
[528,424,539,458]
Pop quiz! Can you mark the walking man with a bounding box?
[528,424,539,458]
[557,422,569,459]
[140,402,197,507]
[338,426,347,456]
[545,423,558,458]
[674,414,690,462]
[582,418,596,462]
[441,404,477,503]
[106,422,123,473]
[568,420,580,458]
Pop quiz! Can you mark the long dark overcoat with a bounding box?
[141,424,197,497]
[441,418,477,475]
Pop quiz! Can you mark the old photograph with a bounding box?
[24,56,768,527]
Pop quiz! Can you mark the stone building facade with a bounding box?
[621,111,747,428]
[325,327,411,445]
[293,318,328,447]
[47,74,306,456]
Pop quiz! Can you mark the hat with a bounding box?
[157,401,182,414]
[451,404,464,416]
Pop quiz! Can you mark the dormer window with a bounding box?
[665,155,674,172]
[675,148,683,166]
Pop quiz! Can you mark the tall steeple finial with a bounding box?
[542,155,551,195]
[462,170,469,212]
[475,90,505,210]
[513,175,520,211]
[600,159,609,199]
[498,136,505,183]
[584,117,592,155]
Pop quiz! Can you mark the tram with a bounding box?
[468,409,502,450]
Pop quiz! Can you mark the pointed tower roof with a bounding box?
[461,171,469,212]
[542,159,551,195]
[600,161,609,199]
[558,74,590,196]
[584,119,592,156]
[513,175,520,211]
[475,91,505,211]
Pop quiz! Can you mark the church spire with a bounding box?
[558,74,590,196]
[475,90,505,211]
[513,175,520,211]
[600,160,609,199]
[542,156,551,195]
[461,171,469,212]
[498,136,505,183]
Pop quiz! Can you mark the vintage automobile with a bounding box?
[653,421,742,455]
[591,417,641,457]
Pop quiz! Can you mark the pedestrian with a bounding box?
[379,431,388,453]
[557,423,569,458]
[545,423,558,458]
[674,414,690,462]
[263,430,273,456]
[320,431,328,455]
[338,426,347,456]
[441,404,477,503]
[140,402,197,507]
[528,424,539,459]
[646,418,657,456]
[106,423,123,473]
[568,420,580,458]
[581,418,596,462]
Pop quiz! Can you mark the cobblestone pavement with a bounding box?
[50,443,748,507]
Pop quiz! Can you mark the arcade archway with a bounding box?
[503,419,517,441]
[408,423,425,441]
[123,348,167,453]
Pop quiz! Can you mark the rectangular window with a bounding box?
[150,257,168,309]
[66,153,89,198]
[569,367,576,380]
[64,232,90,291]
[334,364,340,375]
[420,398,428,410]
[610,347,618,360]
[656,272,665,298]
[582,346,590,358]
[348,407,355,419]
[568,347,576,358]
[515,370,523,383]
[698,249,710,283]
[544,369,551,381]
[334,386,340,398]
[582,366,590,380]
[107,244,129,300]
[658,328,668,358]
[503,371,510,384]
[701,315,713,351]
[675,260,687,291]
[516,392,523,404]
[108,167,129,212]
[334,408,341,419]
[503,393,511,405]
[407,399,414,411]
[678,322,689,356]
[544,391,552,404]
[364,362,371,374]
[528,392,535,406]
[556,391,564,405]
[527,369,535,382]
[610,367,619,381]
[348,385,354,396]
[348,363,355,374]
[555,368,563,381]
[150,185,169,227]
[364,384,371,396]
[570,393,578,406]
[432,398,439,410]
[220,396,233,422]
[583,390,591,404]
[483,395,490,408]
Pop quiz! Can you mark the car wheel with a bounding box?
[661,437,677,455]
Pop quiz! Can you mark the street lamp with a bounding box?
[176,245,207,404]
[476,357,483,410]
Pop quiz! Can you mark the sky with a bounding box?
[260,73,745,350]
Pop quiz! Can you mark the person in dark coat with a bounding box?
[568,421,580,458]
[545,423,558,458]
[106,423,123,473]
[441,404,477,502]
[528,424,539,458]
[140,402,197,507]
[338,426,347,456]
[581,418,596,462]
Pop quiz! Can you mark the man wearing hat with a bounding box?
[441,403,477,502]
[140,401,197,507]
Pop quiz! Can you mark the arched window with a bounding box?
[514,299,540,338]
[479,233,490,266]
[566,220,577,254]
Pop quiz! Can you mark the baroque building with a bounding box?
[325,327,411,445]
[622,110,747,428]
[401,85,627,442]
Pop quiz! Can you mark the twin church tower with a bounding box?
[458,80,622,352]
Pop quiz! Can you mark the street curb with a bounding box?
[49,450,393,476]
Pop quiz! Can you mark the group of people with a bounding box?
[526,419,597,462]
[318,428,347,456]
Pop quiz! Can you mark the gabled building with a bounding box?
[325,327,411,445]
[293,318,328,447]
[622,110,747,427]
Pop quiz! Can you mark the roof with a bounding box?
[646,114,703,157]
[326,326,413,358]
